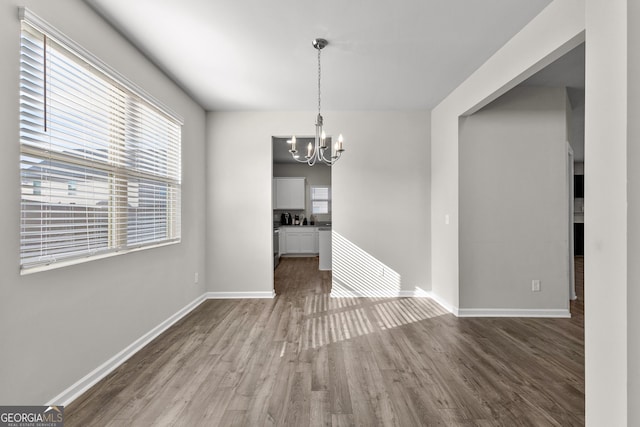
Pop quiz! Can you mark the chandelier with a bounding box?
[288,38,344,166]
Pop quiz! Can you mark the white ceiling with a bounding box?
[522,43,585,93]
[85,0,552,112]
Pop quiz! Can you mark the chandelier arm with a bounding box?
[319,147,340,164]
[290,156,306,163]
[322,157,339,166]
[317,147,332,163]
[289,142,320,165]
[290,154,314,165]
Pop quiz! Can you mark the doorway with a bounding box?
[519,42,585,313]
[272,136,333,295]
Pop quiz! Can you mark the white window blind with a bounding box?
[19,9,182,272]
[311,186,331,215]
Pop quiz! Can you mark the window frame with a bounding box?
[19,8,183,274]
[310,185,331,215]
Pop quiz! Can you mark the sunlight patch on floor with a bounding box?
[371,298,448,330]
[301,295,447,349]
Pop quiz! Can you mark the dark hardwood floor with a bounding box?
[65,257,584,426]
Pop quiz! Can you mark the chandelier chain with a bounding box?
[317,46,322,115]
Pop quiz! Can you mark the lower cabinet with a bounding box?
[282,227,318,254]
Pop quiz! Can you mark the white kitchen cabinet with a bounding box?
[299,231,316,253]
[285,232,301,253]
[281,227,318,254]
[273,177,305,210]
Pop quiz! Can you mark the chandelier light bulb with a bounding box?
[289,135,297,153]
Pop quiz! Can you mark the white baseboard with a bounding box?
[397,289,430,298]
[330,290,418,298]
[457,308,571,318]
[47,293,207,406]
[421,291,460,316]
[206,291,275,299]
[329,288,459,316]
[329,289,568,319]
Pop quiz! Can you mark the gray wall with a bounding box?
[568,90,585,162]
[430,1,584,312]
[0,0,207,404]
[206,111,430,296]
[331,112,431,297]
[629,1,640,422]
[459,86,570,311]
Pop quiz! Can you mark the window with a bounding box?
[19,9,183,272]
[311,186,331,215]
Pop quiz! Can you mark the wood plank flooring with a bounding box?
[65,257,584,426]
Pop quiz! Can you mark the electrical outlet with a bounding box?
[194,272,199,284]
[532,279,541,292]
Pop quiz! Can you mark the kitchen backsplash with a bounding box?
[273,210,331,226]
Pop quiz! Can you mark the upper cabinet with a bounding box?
[273,177,305,210]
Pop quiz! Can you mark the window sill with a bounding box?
[20,240,181,276]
